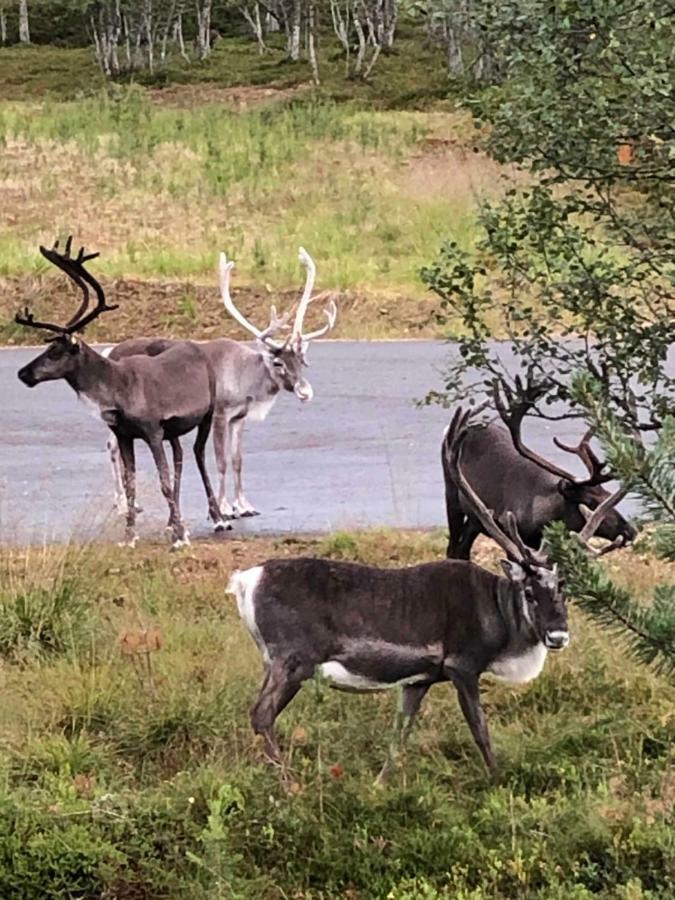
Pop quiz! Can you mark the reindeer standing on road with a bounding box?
[106,248,337,522]
[15,238,225,547]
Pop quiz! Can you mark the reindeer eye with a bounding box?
[272,359,284,368]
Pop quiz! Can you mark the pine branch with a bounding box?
[545,523,675,681]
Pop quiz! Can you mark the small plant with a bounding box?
[0,566,93,662]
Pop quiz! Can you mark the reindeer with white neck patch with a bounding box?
[228,406,615,782]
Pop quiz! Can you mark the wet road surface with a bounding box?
[1,341,639,545]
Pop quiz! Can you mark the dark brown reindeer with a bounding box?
[15,238,225,547]
[227,407,594,782]
[442,381,637,560]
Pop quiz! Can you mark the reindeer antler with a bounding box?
[444,404,547,567]
[15,237,118,337]
[493,377,573,480]
[219,248,336,350]
[291,248,337,345]
[576,486,630,556]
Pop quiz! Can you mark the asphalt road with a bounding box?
[1,341,639,545]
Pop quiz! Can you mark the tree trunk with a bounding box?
[379,0,397,52]
[288,0,301,61]
[195,0,212,60]
[307,0,319,84]
[1,8,7,43]
[174,12,189,60]
[447,23,463,76]
[241,2,267,54]
[18,0,29,43]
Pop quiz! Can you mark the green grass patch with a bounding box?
[0,532,673,897]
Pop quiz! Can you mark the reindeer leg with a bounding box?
[148,436,187,548]
[194,416,229,532]
[250,656,309,767]
[450,672,495,774]
[375,683,430,785]
[117,435,138,548]
[108,434,128,516]
[454,517,480,561]
[214,412,235,519]
[166,438,183,530]
[231,415,258,517]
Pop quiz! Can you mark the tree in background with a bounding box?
[18,0,29,41]
[422,0,675,675]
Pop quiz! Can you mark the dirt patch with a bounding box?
[147,81,312,110]
[1,274,441,344]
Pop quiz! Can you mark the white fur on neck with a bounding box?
[488,642,547,683]
[78,392,106,422]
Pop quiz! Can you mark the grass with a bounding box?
[0,43,505,342]
[0,529,673,897]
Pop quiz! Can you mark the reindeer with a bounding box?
[225,407,619,782]
[442,381,637,560]
[105,248,337,521]
[15,238,225,547]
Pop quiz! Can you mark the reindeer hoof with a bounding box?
[213,520,232,533]
[234,504,259,518]
[118,535,138,549]
[171,537,191,550]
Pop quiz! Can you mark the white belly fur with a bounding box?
[318,661,429,692]
[488,642,547,683]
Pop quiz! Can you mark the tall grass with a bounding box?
[0,532,673,897]
[0,87,486,295]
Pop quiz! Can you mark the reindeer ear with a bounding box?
[501,559,526,583]
[557,478,579,499]
[68,334,81,353]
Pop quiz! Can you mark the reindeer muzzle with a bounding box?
[544,630,570,650]
[17,365,38,388]
[294,380,314,402]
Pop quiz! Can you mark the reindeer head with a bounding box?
[16,238,117,388]
[218,247,337,403]
[493,378,636,549]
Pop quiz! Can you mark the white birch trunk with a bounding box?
[18,0,29,43]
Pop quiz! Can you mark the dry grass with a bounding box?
[0,93,508,342]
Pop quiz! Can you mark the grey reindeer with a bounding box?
[442,380,637,560]
[16,238,224,547]
[106,248,337,522]
[226,407,624,783]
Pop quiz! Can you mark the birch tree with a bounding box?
[18,0,30,42]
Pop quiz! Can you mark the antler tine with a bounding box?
[259,304,292,342]
[577,486,629,556]
[40,239,92,328]
[14,306,68,335]
[553,430,611,485]
[218,252,286,349]
[503,511,547,567]
[40,237,115,333]
[300,298,337,341]
[444,403,526,564]
[292,246,317,340]
[493,378,573,481]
